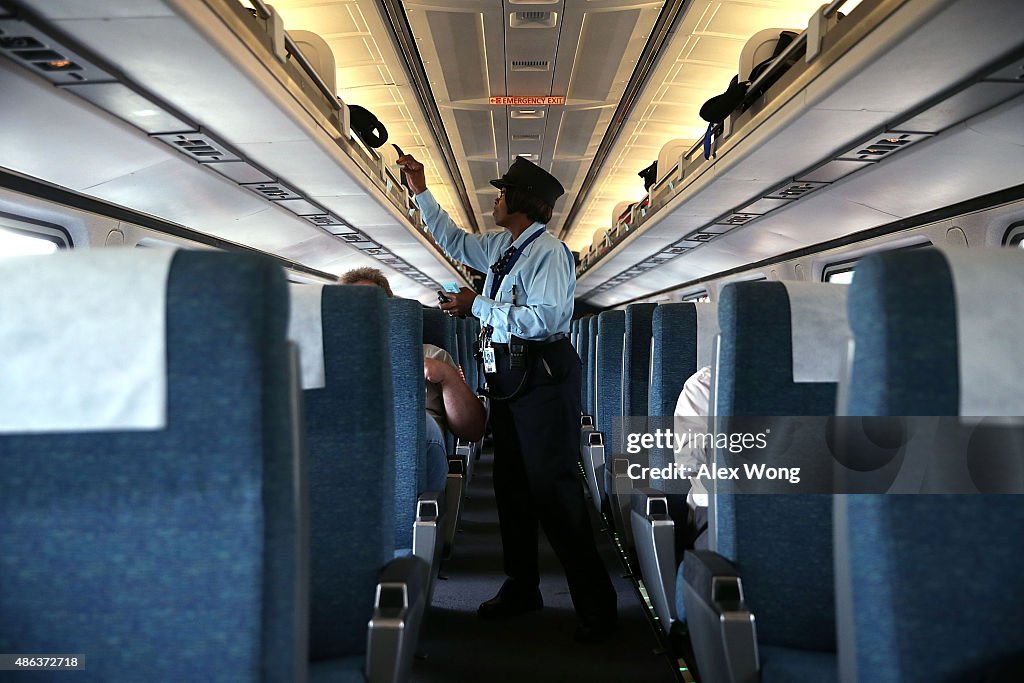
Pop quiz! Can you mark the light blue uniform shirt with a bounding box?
[415,189,576,343]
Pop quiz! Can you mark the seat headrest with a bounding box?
[0,248,176,433]
[940,247,1024,416]
[287,283,326,390]
[782,282,850,382]
[694,302,720,370]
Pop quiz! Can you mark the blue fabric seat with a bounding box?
[385,297,429,549]
[682,281,849,683]
[585,315,599,418]
[421,307,465,557]
[836,247,1024,682]
[623,303,657,420]
[0,250,305,682]
[634,302,709,633]
[575,315,592,413]
[303,285,427,680]
[422,308,458,454]
[589,310,624,505]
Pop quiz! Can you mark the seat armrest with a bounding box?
[606,456,635,549]
[415,491,441,523]
[580,429,606,514]
[682,549,759,683]
[631,488,670,520]
[366,555,430,683]
[413,491,441,566]
[442,459,465,558]
[448,456,465,476]
[630,489,677,631]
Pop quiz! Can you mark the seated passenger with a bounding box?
[673,365,712,549]
[340,267,486,491]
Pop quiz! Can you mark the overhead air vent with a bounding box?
[240,181,303,201]
[765,181,828,200]
[839,132,931,163]
[511,134,542,142]
[303,214,348,229]
[0,18,111,84]
[510,12,558,29]
[511,59,551,72]
[715,212,759,227]
[155,132,240,163]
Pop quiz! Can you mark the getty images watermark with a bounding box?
[624,425,802,486]
[610,415,1024,494]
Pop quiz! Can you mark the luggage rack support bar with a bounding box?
[246,0,342,111]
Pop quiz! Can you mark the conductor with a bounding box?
[396,153,617,643]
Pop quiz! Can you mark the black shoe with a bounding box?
[477,582,543,620]
[573,619,617,644]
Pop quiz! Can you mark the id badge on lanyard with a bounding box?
[482,346,497,374]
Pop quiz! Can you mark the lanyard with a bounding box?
[488,228,545,300]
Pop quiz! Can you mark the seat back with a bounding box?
[387,298,427,546]
[586,315,600,418]
[649,304,697,418]
[422,308,457,359]
[0,250,304,682]
[455,317,469,379]
[577,315,593,414]
[623,303,657,419]
[844,248,958,416]
[422,308,457,452]
[713,281,849,654]
[596,310,626,452]
[648,302,720,418]
[463,317,479,392]
[303,285,395,660]
[837,247,1024,682]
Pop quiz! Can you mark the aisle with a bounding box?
[411,451,679,682]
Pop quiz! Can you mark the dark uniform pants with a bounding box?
[487,338,617,625]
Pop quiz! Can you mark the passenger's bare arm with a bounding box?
[424,357,486,442]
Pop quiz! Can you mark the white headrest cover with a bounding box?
[0,248,175,433]
[694,303,719,370]
[738,27,799,81]
[782,282,850,383]
[939,247,1024,416]
[288,30,337,94]
[656,139,693,180]
[287,283,326,390]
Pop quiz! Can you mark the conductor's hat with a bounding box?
[490,157,565,206]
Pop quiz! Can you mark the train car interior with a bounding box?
[2,0,1023,680]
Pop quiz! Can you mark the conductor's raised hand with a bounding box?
[395,154,427,195]
[439,287,477,318]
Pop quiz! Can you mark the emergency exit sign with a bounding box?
[488,96,565,106]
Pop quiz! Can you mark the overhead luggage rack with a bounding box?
[0,0,473,297]
[574,0,1024,306]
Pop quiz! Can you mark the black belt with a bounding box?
[491,333,567,352]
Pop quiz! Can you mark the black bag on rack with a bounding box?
[348,104,389,148]
[698,30,799,125]
[638,161,658,191]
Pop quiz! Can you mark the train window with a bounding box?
[1003,222,1024,247]
[0,214,71,259]
[823,265,855,284]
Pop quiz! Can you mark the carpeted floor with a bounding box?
[411,451,680,683]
